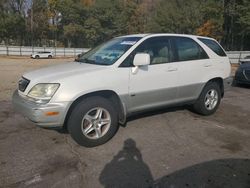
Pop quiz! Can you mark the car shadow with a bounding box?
[99,139,250,188]
[154,158,250,188]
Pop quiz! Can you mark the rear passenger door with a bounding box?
[171,37,210,101]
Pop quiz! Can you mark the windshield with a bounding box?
[78,37,142,65]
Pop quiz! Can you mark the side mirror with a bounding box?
[133,53,150,66]
[75,54,82,62]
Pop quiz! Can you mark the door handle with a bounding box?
[167,67,178,72]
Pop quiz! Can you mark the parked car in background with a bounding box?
[31,51,54,59]
[13,34,232,147]
[239,55,250,64]
[235,62,250,85]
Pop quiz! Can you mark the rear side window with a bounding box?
[198,38,226,57]
[173,37,208,62]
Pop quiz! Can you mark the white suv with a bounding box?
[31,51,54,59]
[13,34,232,147]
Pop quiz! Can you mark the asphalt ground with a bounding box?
[0,57,249,188]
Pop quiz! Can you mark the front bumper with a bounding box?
[12,90,70,128]
[223,76,233,91]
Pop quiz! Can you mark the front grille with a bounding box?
[18,77,30,92]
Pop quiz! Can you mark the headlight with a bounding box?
[28,83,60,103]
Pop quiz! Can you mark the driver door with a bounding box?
[125,37,179,113]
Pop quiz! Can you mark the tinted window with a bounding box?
[198,38,226,57]
[120,37,173,67]
[174,37,208,61]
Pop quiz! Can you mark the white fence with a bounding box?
[0,45,250,63]
[227,51,250,64]
[0,45,90,57]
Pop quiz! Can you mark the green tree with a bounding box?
[89,0,146,44]
[8,0,28,15]
[83,17,102,46]
[1,0,250,50]
[0,0,26,45]
[237,0,250,50]
[148,0,204,34]
[196,0,224,40]
[26,0,50,46]
[223,0,239,50]
[56,0,87,47]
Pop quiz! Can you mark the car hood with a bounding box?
[23,62,109,83]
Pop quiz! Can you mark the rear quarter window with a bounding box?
[173,37,209,62]
[198,38,227,57]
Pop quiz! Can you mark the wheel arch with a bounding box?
[63,90,126,129]
[205,77,224,97]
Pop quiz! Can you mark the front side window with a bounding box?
[174,37,208,61]
[120,37,173,67]
[198,38,227,57]
[78,37,142,65]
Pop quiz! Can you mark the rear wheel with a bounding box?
[67,96,119,147]
[192,82,221,116]
[48,55,52,59]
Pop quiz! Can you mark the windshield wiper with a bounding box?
[78,58,110,66]
[78,58,96,64]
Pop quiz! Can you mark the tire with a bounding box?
[35,55,39,59]
[67,96,119,147]
[48,55,52,59]
[192,82,221,116]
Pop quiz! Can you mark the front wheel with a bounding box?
[67,96,119,147]
[192,82,221,116]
